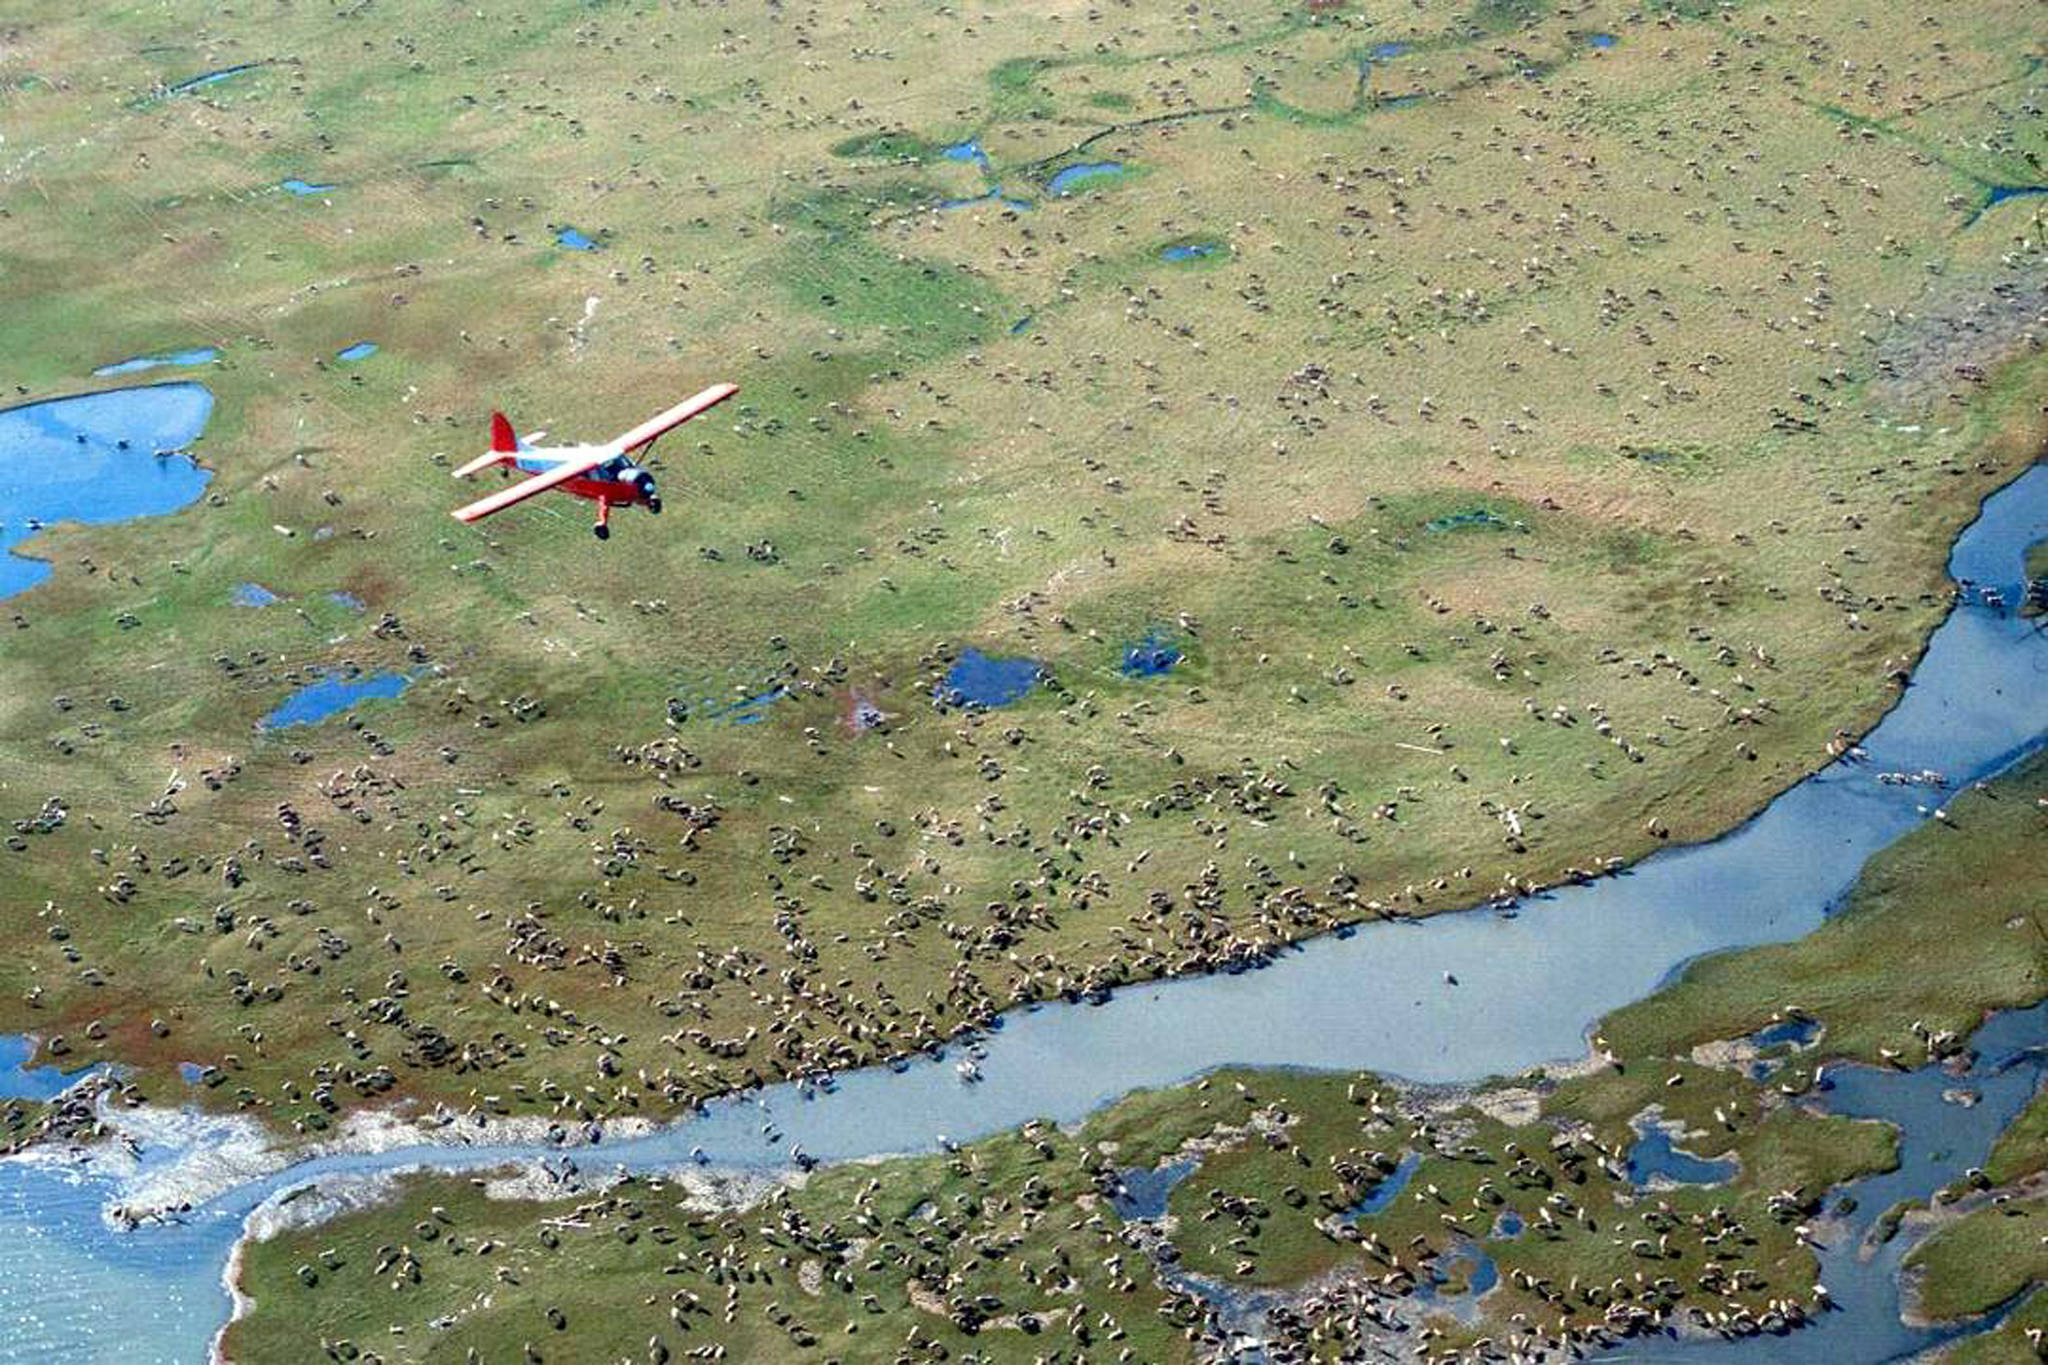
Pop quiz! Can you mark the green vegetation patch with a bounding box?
[1908,1196,2048,1322]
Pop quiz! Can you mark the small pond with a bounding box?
[1121,631,1183,677]
[261,671,413,728]
[935,649,1042,708]
[1108,1159,1197,1221]
[1048,162,1125,195]
[1625,1125,1737,1187]
[93,348,217,378]
[0,383,214,600]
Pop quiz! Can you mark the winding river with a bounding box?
[0,384,2042,1363]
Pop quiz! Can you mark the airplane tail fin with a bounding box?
[454,412,520,479]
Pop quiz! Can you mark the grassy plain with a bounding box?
[1908,1197,2048,1323]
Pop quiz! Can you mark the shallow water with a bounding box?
[555,226,598,251]
[1608,1002,2048,1363]
[0,465,2042,1363]
[0,1160,241,1365]
[698,684,789,725]
[279,179,333,197]
[1109,1158,1196,1221]
[1625,1127,1737,1187]
[1343,1149,1421,1218]
[1048,161,1124,195]
[167,65,255,94]
[940,138,990,168]
[1121,630,1182,677]
[334,341,377,362]
[1161,243,1218,263]
[935,647,1042,706]
[0,1038,100,1102]
[1985,184,2047,209]
[92,348,217,378]
[260,670,412,728]
[1750,1017,1820,1050]
[0,384,213,599]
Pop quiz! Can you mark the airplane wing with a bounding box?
[451,449,610,523]
[451,449,505,479]
[610,382,739,454]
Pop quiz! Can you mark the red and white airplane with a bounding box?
[451,382,738,538]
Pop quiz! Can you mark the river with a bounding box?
[0,382,2041,1363]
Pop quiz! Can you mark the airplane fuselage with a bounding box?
[509,447,659,510]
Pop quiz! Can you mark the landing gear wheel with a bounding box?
[593,523,611,541]
[647,495,663,515]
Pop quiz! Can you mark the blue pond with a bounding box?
[335,341,378,362]
[1121,632,1182,677]
[1427,506,1508,532]
[231,582,277,607]
[1985,185,2047,209]
[556,226,599,251]
[92,347,217,378]
[0,1035,99,1102]
[1048,161,1124,195]
[261,671,412,728]
[1345,1150,1421,1218]
[328,590,365,611]
[1160,242,1218,263]
[1587,31,1619,48]
[1750,1016,1820,1049]
[940,138,991,168]
[935,648,1042,708]
[1009,315,1034,334]
[168,64,255,94]
[1369,41,1410,59]
[1493,1211,1524,1238]
[1626,1125,1737,1186]
[0,383,214,600]
[1419,1241,1498,1311]
[1109,1159,1196,1221]
[280,178,335,196]
[699,685,789,726]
